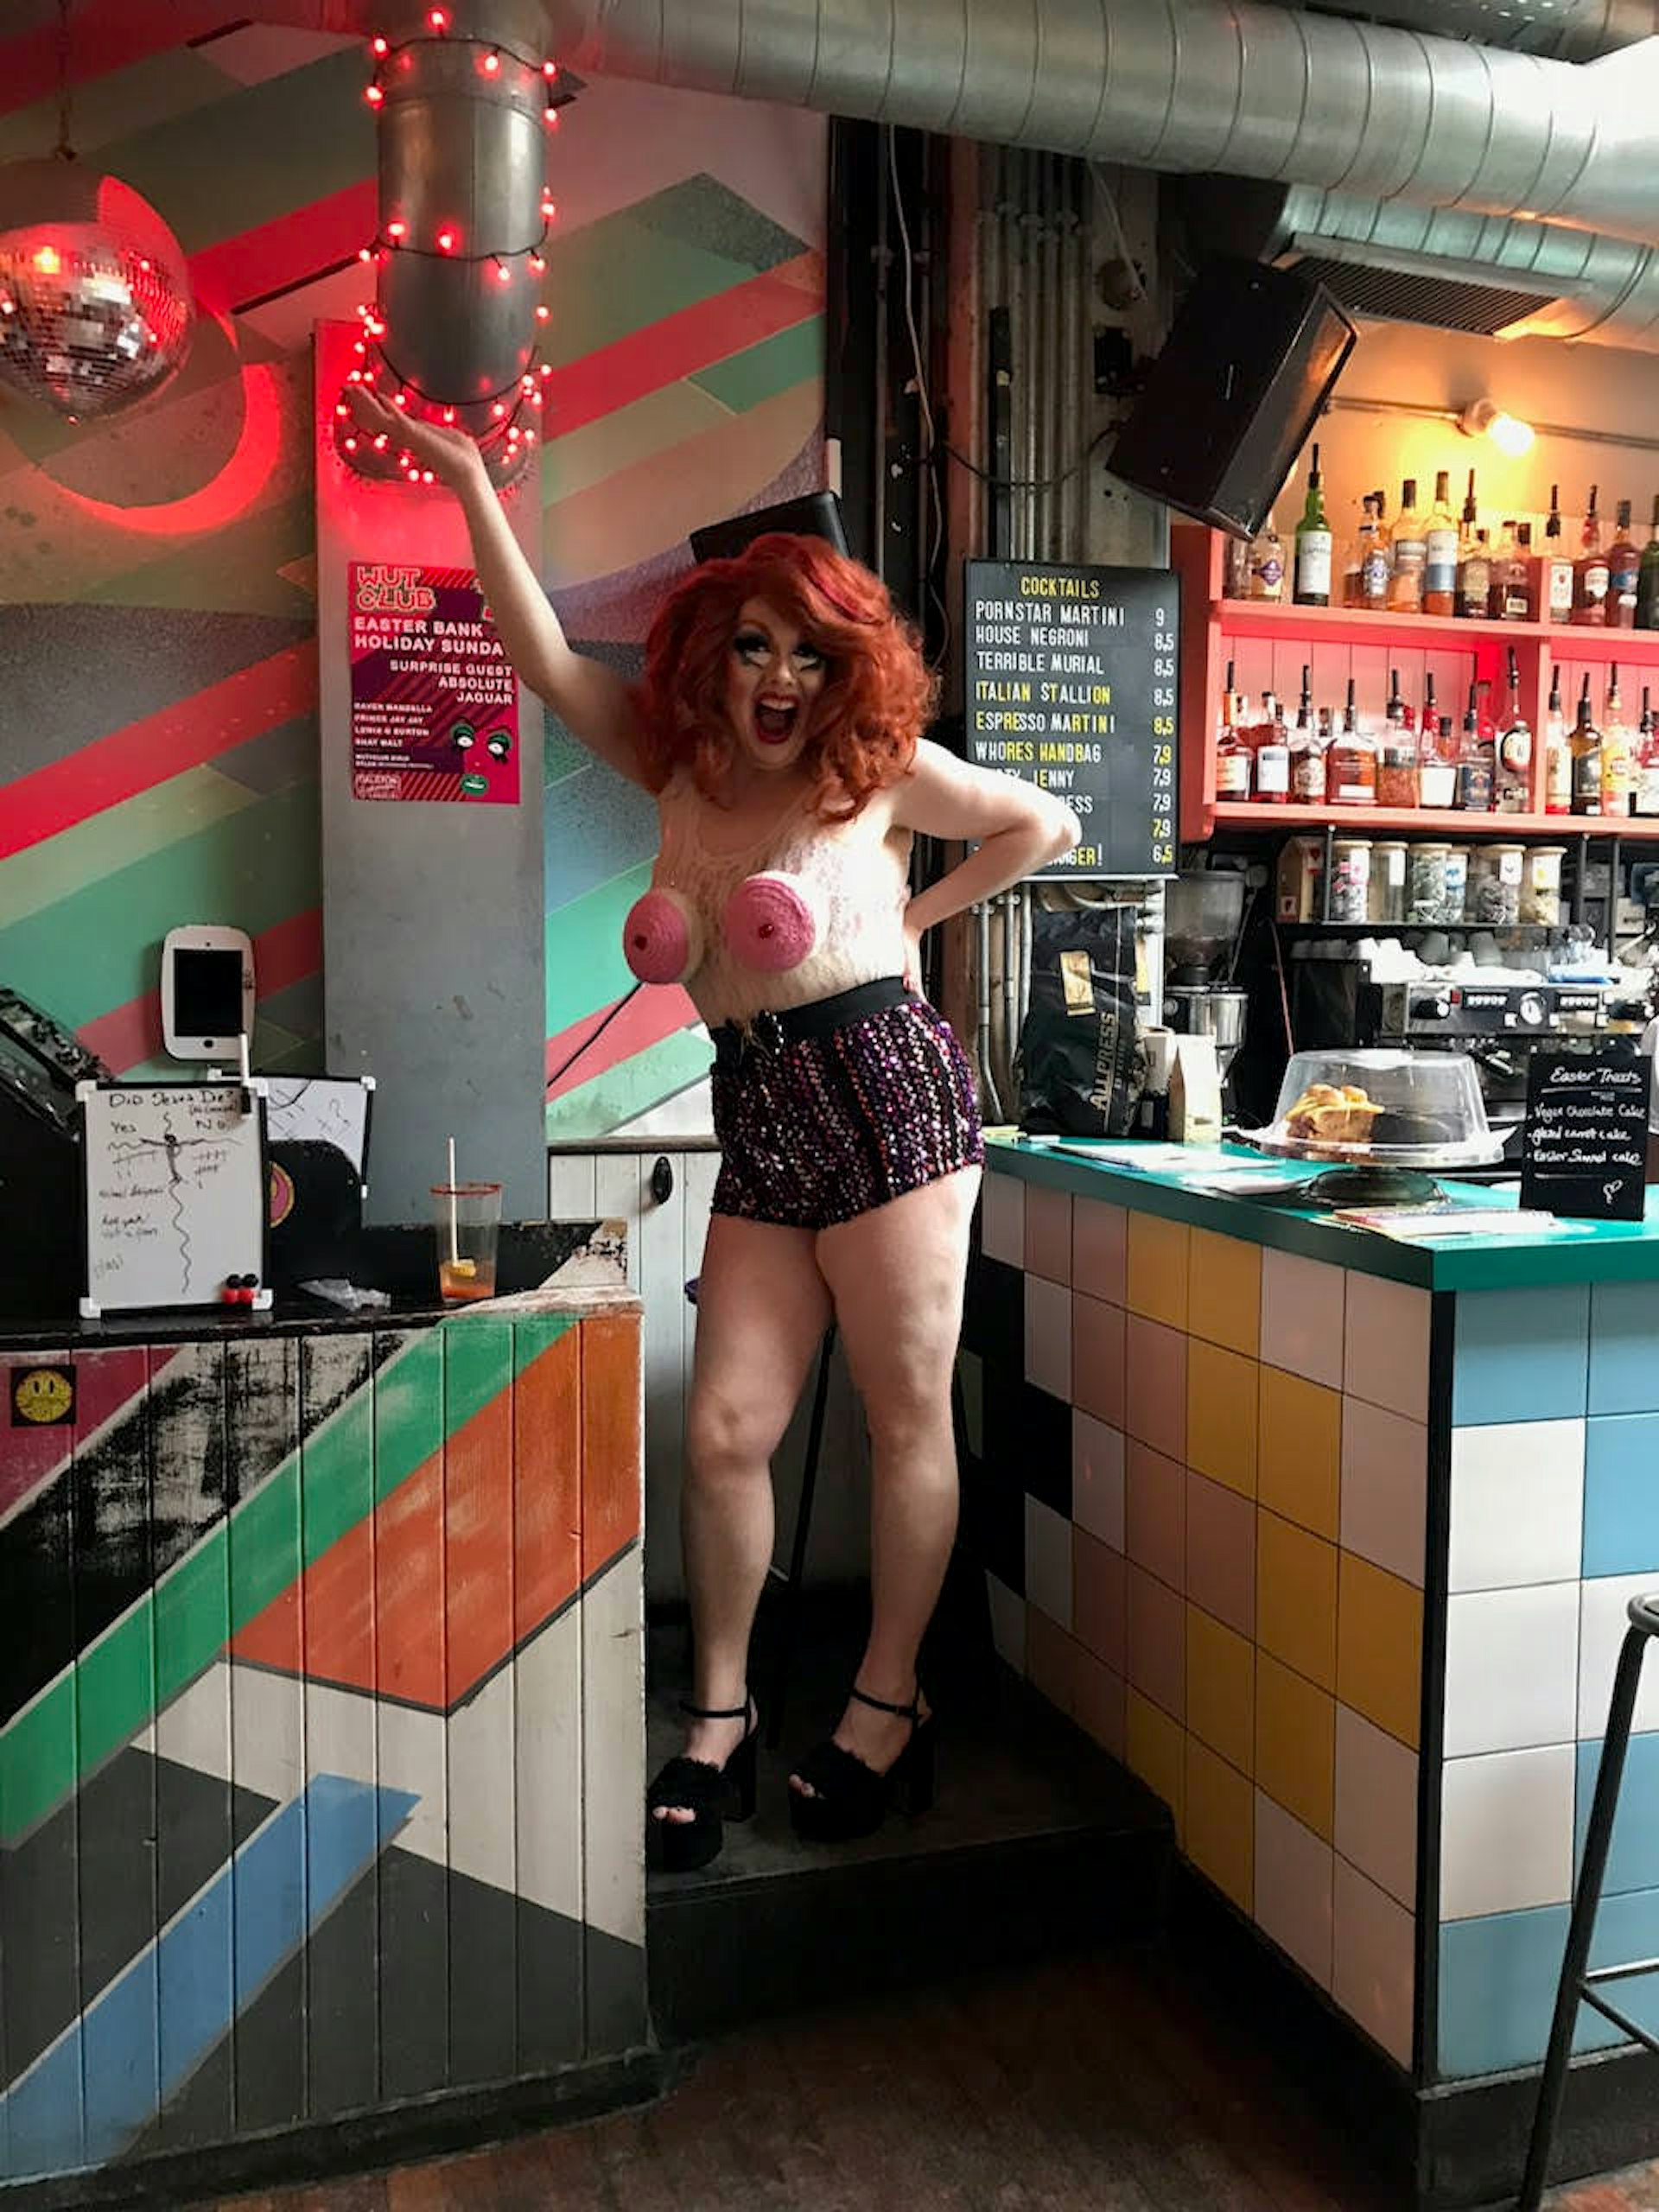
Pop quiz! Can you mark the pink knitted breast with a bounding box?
[723,872,821,973]
[621,888,702,985]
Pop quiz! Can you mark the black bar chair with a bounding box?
[1518,1592,1659,2209]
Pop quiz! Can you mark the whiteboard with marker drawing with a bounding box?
[78,1081,271,1317]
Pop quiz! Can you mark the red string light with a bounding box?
[429,8,448,29]
[371,34,388,55]
[365,83,384,106]
[435,227,457,253]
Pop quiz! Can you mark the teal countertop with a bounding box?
[987,1134,1659,1293]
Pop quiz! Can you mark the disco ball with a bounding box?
[0,159,194,422]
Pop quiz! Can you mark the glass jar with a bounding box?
[1370,841,1409,925]
[1330,837,1373,922]
[1376,736,1419,810]
[1442,845,1471,925]
[1468,842,1524,925]
[1408,842,1451,925]
[1522,843,1567,927]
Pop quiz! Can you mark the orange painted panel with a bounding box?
[442,1381,514,1707]
[580,1312,642,1580]
[369,1454,448,1708]
[512,1330,582,1646]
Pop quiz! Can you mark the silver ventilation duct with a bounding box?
[1305,0,1656,62]
[543,0,1659,250]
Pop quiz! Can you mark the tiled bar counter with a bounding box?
[963,1139,1659,2209]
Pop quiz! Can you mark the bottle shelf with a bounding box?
[1216,594,1659,660]
[1211,803,1659,839]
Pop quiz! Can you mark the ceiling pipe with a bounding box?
[540,0,1659,250]
[1303,0,1656,62]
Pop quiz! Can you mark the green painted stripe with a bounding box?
[544,217,782,368]
[539,380,734,506]
[0,781,320,1031]
[690,319,825,414]
[84,493,319,620]
[442,1315,514,1431]
[0,766,257,931]
[543,861,652,1035]
[547,1025,711,1147]
[0,49,232,166]
[94,50,373,254]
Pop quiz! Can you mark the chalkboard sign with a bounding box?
[1520,1048,1652,1222]
[963,558,1179,880]
[78,1082,271,1317]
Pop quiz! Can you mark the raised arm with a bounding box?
[893,739,1080,939]
[350,392,646,784]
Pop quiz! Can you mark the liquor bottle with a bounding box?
[1542,486,1575,623]
[1254,691,1291,803]
[1496,647,1532,814]
[1499,521,1535,620]
[1602,661,1634,816]
[1360,487,1389,608]
[1293,443,1334,606]
[1570,675,1604,815]
[1544,673,1571,815]
[1388,478,1426,612]
[1223,531,1252,600]
[1418,689,1456,810]
[1288,664,1323,803]
[1637,496,1659,630]
[1457,680,1495,811]
[1378,669,1418,808]
[1214,659,1252,799]
[1327,677,1376,806]
[1422,470,1459,615]
[1458,527,1493,620]
[1609,499,1641,628]
[1636,688,1659,817]
[1573,484,1611,625]
[1247,511,1285,601]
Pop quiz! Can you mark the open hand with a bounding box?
[347,386,486,490]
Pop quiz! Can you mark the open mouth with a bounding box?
[753,697,800,745]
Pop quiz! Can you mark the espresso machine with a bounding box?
[1164,872,1251,1097]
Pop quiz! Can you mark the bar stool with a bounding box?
[683,1275,835,1750]
[1518,1592,1659,2209]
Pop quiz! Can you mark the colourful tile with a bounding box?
[1440,1745,1575,1920]
[1072,1293,1127,1429]
[1338,1554,1423,1751]
[1128,1688,1186,1835]
[1340,1398,1427,1589]
[1126,1211,1190,1331]
[980,1172,1024,1268]
[1074,1648,1127,1761]
[1584,1413,1659,1580]
[1186,1227,1261,1357]
[1025,1495,1073,1630]
[1024,1273,1071,1402]
[1185,1339,1260,1501]
[1333,1859,1414,2069]
[1186,1604,1255,1776]
[1445,1583,1579,1758]
[1124,1315,1186,1461]
[1025,1605,1081,1719]
[1186,1736,1254,1914]
[1024,1181,1072,1286]
[1258,1368,1341,1539]
[1072,1410,1125,1553]
[1343,1274,1431,1421]
[1452,1284,1590,1427]
[1334,1704,1417,1912]
[1073,1526,1127,1673]
[1450,1420,1585,1593]
[1126,1440,1185,1592]
[1589,1280,1659,1415]
[1185,1470,1255,1641]
[1438,1904,1627,2077]
[1575,1732,1659,1897]
[1254,1790,1334,1989]
[1072,1196,1127,1305]
[1257,1512,1338,1692]
[1255,1652,1336,1840]
[1260,1249,1345,1391]
[1580,1573,1659,1738]
[985,1571,1025,1673]
[1127,1561,1186,1721]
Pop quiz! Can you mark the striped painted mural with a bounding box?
[0,1294,645,2185]
[0,16,826,1137]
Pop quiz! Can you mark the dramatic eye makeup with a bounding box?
[734,628,770,663]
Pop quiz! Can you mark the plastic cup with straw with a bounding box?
[435,1138,501,1304]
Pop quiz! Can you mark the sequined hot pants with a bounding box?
[709,978,984,1230]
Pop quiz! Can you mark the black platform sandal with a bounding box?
[787,1686,934,1845]
[645,1696,758,1873]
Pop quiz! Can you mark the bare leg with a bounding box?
[656,1210,831,1826]
[791,1166,980,1793]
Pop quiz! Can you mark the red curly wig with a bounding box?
[634,532,937,818]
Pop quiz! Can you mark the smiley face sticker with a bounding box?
[11,1365,74,1427]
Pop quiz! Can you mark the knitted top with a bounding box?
[645,772,911,1028]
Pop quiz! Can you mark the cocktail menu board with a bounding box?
[963,559,1179,880]
[1521,1046,1652,1222]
